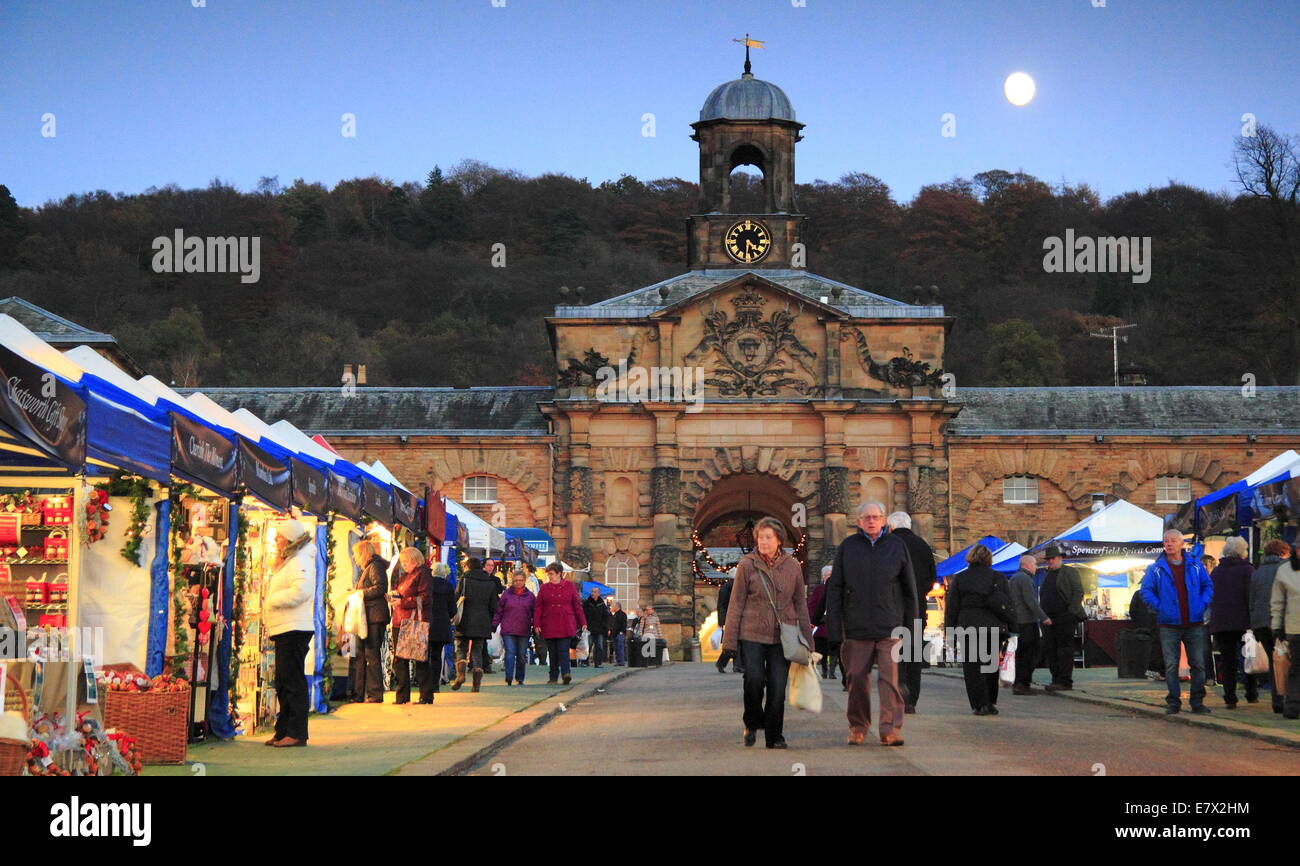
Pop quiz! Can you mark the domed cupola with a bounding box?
[688,41,806,270]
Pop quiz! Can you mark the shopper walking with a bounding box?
[265,519,317,747]
[1251,540,1290,713]
[1139,530,1215,715]
[807,565,836,680]
[610,601,628,666]
[426,562,456,691]
[1039,545,1085,692]
[1208,536,1256,708]
[492,570,536,685]
[826,501,918,747]
[1008,554,1050,695]
[351,540,391,703]
[721,516,813,750]
[1270,546,1300,718]
[887,512,936,713]
[945,544,1016,715]
[451,557,499,693]
[389,547,437,704]
[582,587,610,668]
[535,561,586,684]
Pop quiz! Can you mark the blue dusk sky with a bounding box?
[2,0,1298,207]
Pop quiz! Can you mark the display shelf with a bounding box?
[2,558,70,566]
[21,603,68,611]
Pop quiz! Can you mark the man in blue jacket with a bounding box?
[1138,529,1215,715]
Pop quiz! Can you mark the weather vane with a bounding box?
[732,33,764,75]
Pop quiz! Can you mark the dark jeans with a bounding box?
[1212,629,1258,705]
[1014,623,1040,689]
[546,637,572,681]
[739,640,790,745]
[455,635,487,669]
[1159,625,1207,710]
[1042,614,1077,686]
[428,641,448,691]
[503,634,529,683]
[589,632,607,667]
[355,627,387,701]
[272,630,312,741]
[962,660,1000,710]
[393,651,432,703]
[613,633,626,665]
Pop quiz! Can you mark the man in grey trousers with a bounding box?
[1009,554,1051,695]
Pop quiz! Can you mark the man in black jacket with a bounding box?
[827,501,918,747]
[714,576,743,673]
[610,601,628,666]
[887,511,937,713]
[582,587,611,668]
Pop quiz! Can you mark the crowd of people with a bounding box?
[711,499,1300,750]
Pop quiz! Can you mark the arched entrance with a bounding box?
[691,472,807,630]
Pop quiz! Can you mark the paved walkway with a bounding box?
[143,664,634,776]
[929,665,1300,748]
[466,662,1300,775]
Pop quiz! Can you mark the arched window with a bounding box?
[727,144,767,213]
[604,553,640,610]
[463,475,498,504]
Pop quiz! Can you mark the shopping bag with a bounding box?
[576,629,589,661]
[786,659,823,713]
[1243,629,1270,676]
[1276,640,1291,695]
[487,626,503,659]
[395,609,430,661]
[343,591,367,639]
[999,635,1018,686]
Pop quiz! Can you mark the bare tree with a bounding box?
[1234,125,1300,382]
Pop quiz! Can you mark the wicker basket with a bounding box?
[103,688,189,764]
[0,672,28,776]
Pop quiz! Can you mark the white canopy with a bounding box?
[446,497,506,555]
[1054,499,1164,543]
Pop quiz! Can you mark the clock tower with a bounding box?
[687,54,806,270]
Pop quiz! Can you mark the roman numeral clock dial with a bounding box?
[724,219,772,265]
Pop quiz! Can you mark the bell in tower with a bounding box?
[688,41,806,270]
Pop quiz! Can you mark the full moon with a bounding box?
[1004,72,1036,106]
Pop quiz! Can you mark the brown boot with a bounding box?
[471,668,483,693]
[450,660,467,691]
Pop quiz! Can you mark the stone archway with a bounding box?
[687,468,815,630]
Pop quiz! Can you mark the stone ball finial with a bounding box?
[830,285,843,300]
[659,285,671,302]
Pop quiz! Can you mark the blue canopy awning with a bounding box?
[81,375,171,483]
[936,536,1005,579]
[503,527,556,556]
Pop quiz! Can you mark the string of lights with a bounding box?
[691,525,806,585]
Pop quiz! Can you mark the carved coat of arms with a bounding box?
[684,288,820,396]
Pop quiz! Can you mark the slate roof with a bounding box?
[185,387,554,436]
[0,297,117,343]
[554,270,944,319]
[949,387,1300,435]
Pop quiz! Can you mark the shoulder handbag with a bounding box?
[396,595,431,661]
[754,564,812,665]
[452,580,466,628]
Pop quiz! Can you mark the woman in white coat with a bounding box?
[265,519,317,747]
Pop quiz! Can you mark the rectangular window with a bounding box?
[463,475,497,504]
[1002,476,1039,505]
[1155,476,1192,504]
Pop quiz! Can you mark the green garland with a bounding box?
[166,483,197,678]
[99,473,153,566]
[229,504,250,719]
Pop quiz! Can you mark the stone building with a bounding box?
[195,63,1300,656]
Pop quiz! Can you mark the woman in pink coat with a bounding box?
[534,561,586,685]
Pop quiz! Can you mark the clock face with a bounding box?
[724,219,772,265]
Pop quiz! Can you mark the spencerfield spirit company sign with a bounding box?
[0,345,86,468]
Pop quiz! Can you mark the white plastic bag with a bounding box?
[487,626,503,659]
[576,628,590,661]
[787,658,823,713]
[998,635,1018,686]
[1243,629,1271,675]
[343,591,367,639]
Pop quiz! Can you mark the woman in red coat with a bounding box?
[388,547,434,704]
[534,561,586,685]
